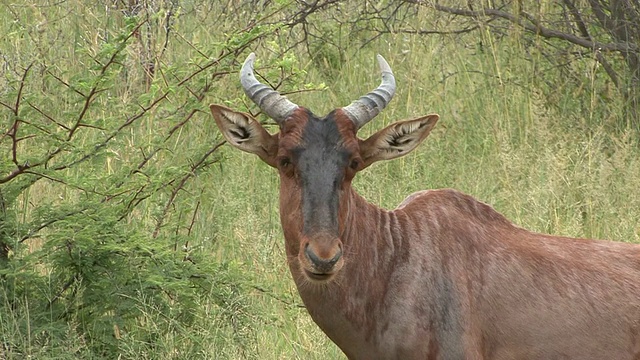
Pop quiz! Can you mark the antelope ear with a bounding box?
[359,114,439,168]
[210,104,279,168]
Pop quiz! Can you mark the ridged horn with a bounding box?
[239,53,299,124]
[342,54,396,129]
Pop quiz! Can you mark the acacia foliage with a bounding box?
[0,2,296,357]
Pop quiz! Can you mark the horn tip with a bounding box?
[243,53,256,67]
[376,54,392,74]
[240,53,257,82]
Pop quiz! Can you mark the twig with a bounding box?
[152,141,224,238]
[425,3,638,53]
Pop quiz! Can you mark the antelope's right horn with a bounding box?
[239,53,299,125]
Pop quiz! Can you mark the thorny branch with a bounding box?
[562,0,620,88]
[0,10,279,246]
[422,3,638,53]
[68,20,147,140]
[152,140,225,239]
[0,22,144,185]
[394,0,639,125]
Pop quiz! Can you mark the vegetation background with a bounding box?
[1,0,639,358]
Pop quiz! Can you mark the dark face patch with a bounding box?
[279,109,357,238]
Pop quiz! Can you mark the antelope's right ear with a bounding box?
[209,104,279,168]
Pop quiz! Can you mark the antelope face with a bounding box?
[210,53,438,283]
[273,108,363,281]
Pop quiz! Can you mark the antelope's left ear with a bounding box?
[359,114,439,168]
[210,104,279,168]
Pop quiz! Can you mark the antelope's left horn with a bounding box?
[342,55,396,129]
[239,53,299,124]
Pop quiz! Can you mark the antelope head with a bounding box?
[210,53,439,283]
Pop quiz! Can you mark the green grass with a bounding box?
[2,1,639,358]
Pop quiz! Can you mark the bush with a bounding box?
[0,2,289,357]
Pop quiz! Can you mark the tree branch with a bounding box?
[563,0,620,88]
[426,2,638,53]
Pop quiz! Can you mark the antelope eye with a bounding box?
[279,157,291,168]
[349,158,361,170]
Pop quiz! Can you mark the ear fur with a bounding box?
[209,104,279,167]
[360,114,439,168]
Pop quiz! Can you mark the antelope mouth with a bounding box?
[304,269,334,282]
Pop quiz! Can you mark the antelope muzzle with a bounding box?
[300,235,344,282]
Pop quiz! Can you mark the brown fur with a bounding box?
[290,188,640,359]
[210,103,640,359]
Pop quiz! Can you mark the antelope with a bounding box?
[210,53,640,359]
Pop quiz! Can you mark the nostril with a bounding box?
[327,248,342,266]
[305,243,342,271]
[304,243,321,264]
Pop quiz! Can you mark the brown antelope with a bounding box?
[210,53,640,359]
